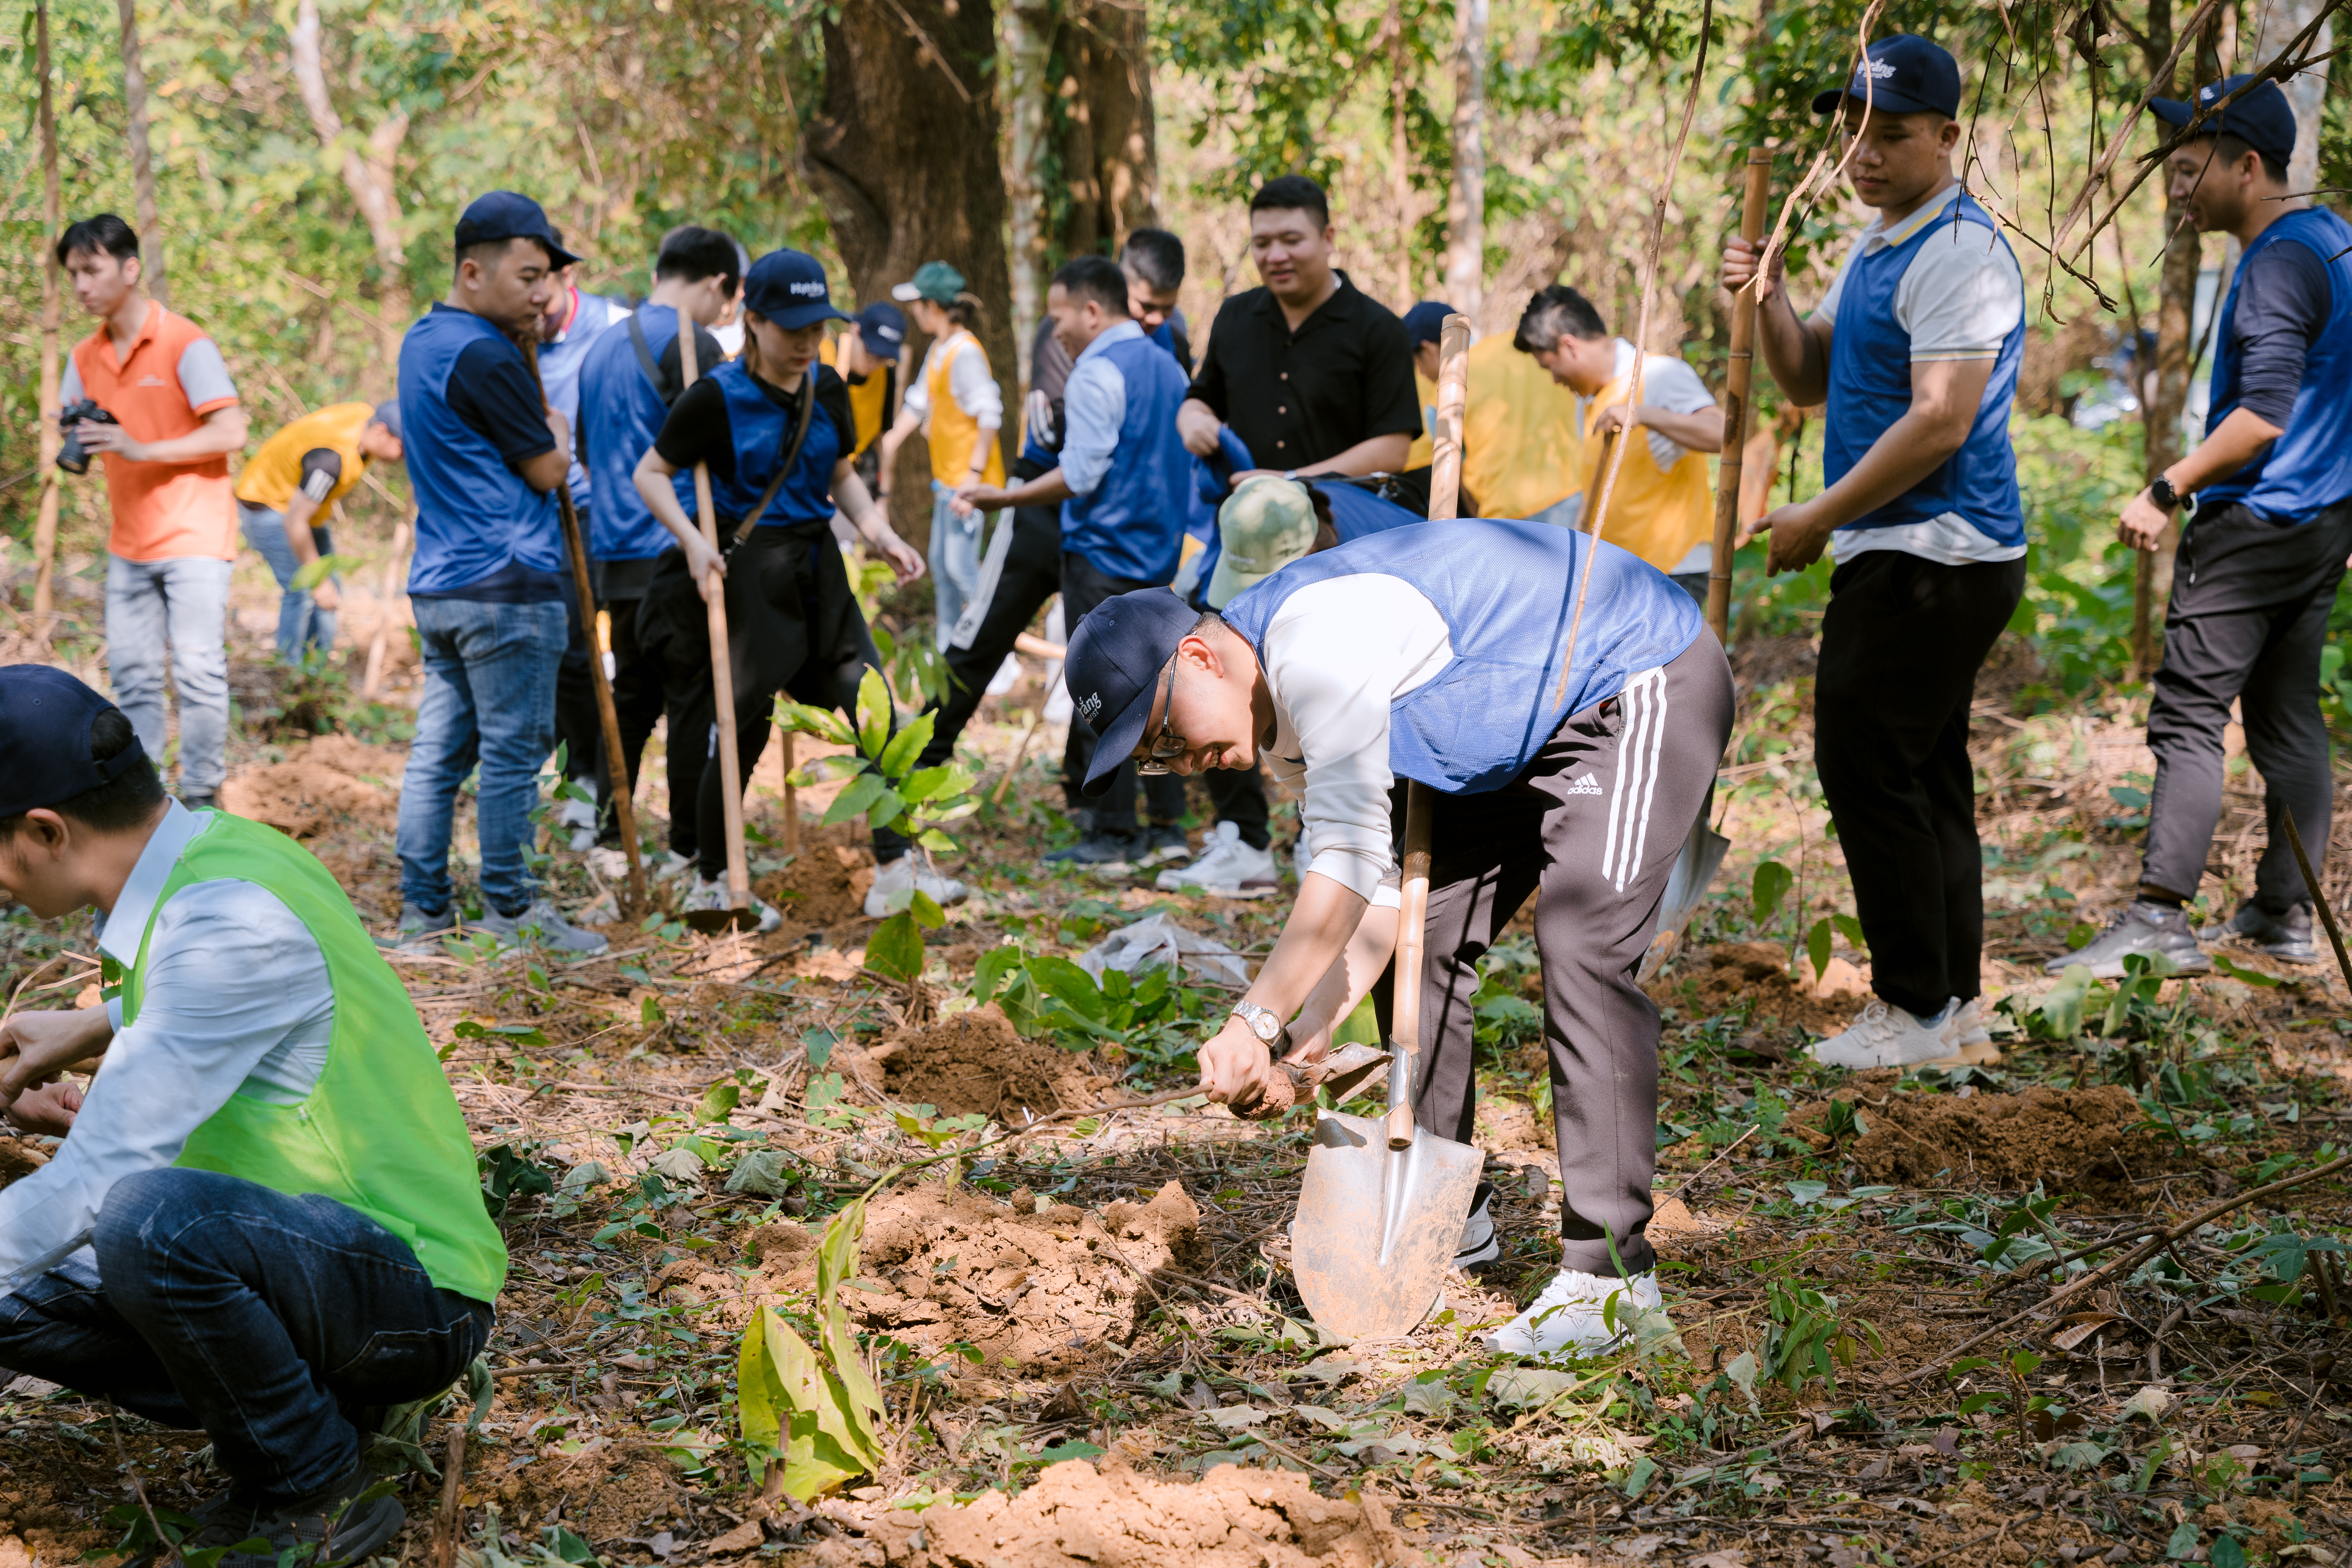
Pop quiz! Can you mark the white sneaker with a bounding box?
[1154,820,1279,898]
[1808,998,1956,1069]
[652,849,696,883]
[558,787,599,852]
[1943,996,1991,1049]
[864,855,969,918]
[1481,1268,1664,1358]
[984,653,1021,697]
[684,874,783,934]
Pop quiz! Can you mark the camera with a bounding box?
[56,399,118,475]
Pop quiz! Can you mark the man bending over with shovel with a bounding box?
[0,665,506,1564]
[1063,517,1732,1356]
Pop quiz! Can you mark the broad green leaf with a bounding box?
[867,788,908,832]
[1805,918,1833,983]
[898,765,955,805]
[769,1313,870,1500]
[2038,963,2097,1037]
[865,911,926,982]
[822,773,891,827]
[855,668,891,759]
[1751,860,1793,922]
[697,1081,740,1125]
[737,1308,786,1456]
[1831,913,1867,951]
[916,828,961,853]
[973,945,1024,1004]
[908,889,946,929]
[290,552,362,591]
[877,711,936,782]
[928,799,980,822]
[1025,955,1109,1023]
[2210,953,2281,988]
[773,699,856,747]
[822,1296,889,1464]
[817,1195,867,1305]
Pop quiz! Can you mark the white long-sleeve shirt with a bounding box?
[0,802,333,1292]
[1058,320,1145,497]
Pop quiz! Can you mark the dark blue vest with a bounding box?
[1221,518,1702,795]
[398,306,562,595]
[2200,207,2352,520]
[579,305,684,562]
[703,361,846,530]
[1061,334,1194,584]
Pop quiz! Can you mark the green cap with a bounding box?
[891,260,967,306]
[1206,476,1318,608]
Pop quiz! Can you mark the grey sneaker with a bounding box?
[1043,833,1138,872]
[477,899,610,955]
[2199,901,2320,965]
[374,901,460,950]
[1138,823,1192,867]
[180,791,219,813]
[2051,898,2210,979]
[1455,1180,1500,1270]
[128,1461,403,1568]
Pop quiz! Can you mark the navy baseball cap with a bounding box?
[743,250,853,330]
[1065,590,1200,796]
[453,191,580,269]
[2151,75,2298,167]
[1813,34,1962,119]
[856,302,908,359]
[371,401,401,440]
[1401,301,1459,347]
[0,665,150,818]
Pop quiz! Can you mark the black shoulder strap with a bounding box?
[735,375,822,536]
[628,308,681,408]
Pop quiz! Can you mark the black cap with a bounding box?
[1065,590,1200,797]
[0,665,149,818]
[856,302,908,359]
[2150,74,2298,167]
[1401,301,1458,347]
[1812,34,1963,120]
[741,249,853,330]
[453,191,581,269]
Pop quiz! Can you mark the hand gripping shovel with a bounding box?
[1290,312,1483,1342]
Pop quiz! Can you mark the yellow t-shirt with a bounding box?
[1404,336,1585,519]
[234,401,376,512]
[1581,363,1713,572]
[818,336,891,458]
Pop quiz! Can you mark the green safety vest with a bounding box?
[117,811,507,1303]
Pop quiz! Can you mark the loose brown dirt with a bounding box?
[851,1459,1411,1568]
[219,735,404,838]
[475,1434,681,1542]
[0,1139,45,1188]
[876,1004,1112,1121]
[1647,942,1865,1035]
[1793,1079,2204,1202]
[754,843,877,933]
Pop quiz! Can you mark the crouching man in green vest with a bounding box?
[0,664,505,1564]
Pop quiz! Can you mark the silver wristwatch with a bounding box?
[1230,1000,1289,1051]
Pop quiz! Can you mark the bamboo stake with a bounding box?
[361,515,411,700]
[523,344,649,918]
[1706,149,1772,646]
[31,0,61,636]
[2282,808,2352,993]
[676,324,754,923]
[430,1421,465,1568]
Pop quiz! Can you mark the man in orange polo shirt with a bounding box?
[56,214,249,810]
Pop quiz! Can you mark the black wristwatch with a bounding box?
[2150,475,2185,512]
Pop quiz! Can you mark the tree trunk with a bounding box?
[290,0,411,374]
[2252,0,2330,193]
[1442,0,1488,323]
[116,0,167,306]
[34,0,62,629]
[807,0,1017,552]
[1004,0,1056,391]
[1051,0,1160,258]
[1387,0,1414,309]
[2132,0,2200,677]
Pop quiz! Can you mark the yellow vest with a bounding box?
[1405,337,1585,519]
[234,401,376,512]
[1581,362,1714,572]
[818,337,891,458]
[921,332,1005,488]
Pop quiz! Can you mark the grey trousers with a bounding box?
[105,552,234,794]
[2143,497,2352,911]
[1377,631,1735,1278]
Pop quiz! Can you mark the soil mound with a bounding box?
[878,1004,1111,1121]
[0,1139,47,1189]
[1648,941,1863,1034]
[1795,1082,2200,1202]
[220,735,402,838]
[857,1459,1409,1568]
[754,844,875,931]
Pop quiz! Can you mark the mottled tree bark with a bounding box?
[116,0,167,305]
[1004,0,1056,389]
[2132,0,2202,677]
[1442,0,1488,321]
[1051,0,1160,258]
[34,0,62,628]
[291,0,412,378]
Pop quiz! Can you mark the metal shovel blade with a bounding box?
[682,906,760,935]
[1636,814,1731,983]
[1291,1110,1485,1341]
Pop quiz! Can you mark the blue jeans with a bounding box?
[105,552,233,795]
[398,594,566,916]
[240,499,338,659]
[0,1169,491,1506]
[927,484,993,651]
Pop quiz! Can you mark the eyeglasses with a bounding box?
[1137,657,1185,775]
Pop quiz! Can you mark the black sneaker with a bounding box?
[2199,901,2321,965]
[1043,833,1138,871]
[1138,823,1192,868]
[1454,1180,1500,1270]
[2050,898,2211,979]
[134,1462,403,1568]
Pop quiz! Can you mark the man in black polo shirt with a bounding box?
[1172,174,1421,895]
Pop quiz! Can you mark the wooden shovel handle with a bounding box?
[676,326,751,914]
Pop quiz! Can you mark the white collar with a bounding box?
[1075,319,1146,363]
[96,800,205,966]
[1858,181,1965,253]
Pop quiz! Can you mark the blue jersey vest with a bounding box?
[1825,193,2027,548]
[579,305,685,562]
[2199,207,2352,520]
[398,307,563,595]
[1222,518,1704,795]
[1061,334,1194,584]
[702,362,847,530]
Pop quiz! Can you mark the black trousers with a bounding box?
[555,512,603,784]
[917,498,1064,773]
[1377,634,1734,1277]
[1814,549,2026,1019]
[555,546,693,851]
[2142,497,2352,910]
[1205,760,1274,851]
[1059,551,1187,833]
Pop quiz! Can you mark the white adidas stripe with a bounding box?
[1599,667,1669,891]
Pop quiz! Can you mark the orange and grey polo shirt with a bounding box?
[64,303,241,561]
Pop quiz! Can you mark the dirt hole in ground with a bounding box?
[875,1004,1111,1121]
[1791,1079,2205,1204]
[220,735,404,838]
[752,842,874,933]
[849,1459,1409,1568]
[733,1180,1205,1375]
[1648,942,1864,1035]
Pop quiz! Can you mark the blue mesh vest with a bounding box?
[701,361,845,530]
[1060,334,1194,584]
[579,303,686,562]
[397,305,563,593]
[2198,207,2352,520]
[1824,193,2027,549]
[1221,518,1704,795]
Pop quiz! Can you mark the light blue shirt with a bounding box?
[1060,320,1146,499]
[0,803,333,1291]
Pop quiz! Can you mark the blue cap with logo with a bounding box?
[1812,34,1962,120]
[1065,590,1201,796]
[742,250,853,330]
[453,191,581,269]
[0,664,151,818]
[1401,301,1459,348]
[856,302,908,360]
[2150,74,2298,167]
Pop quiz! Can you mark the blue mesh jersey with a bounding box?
[2198,206,2352,521]
[397,308,561,595]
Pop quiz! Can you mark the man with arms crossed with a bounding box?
[1727,36,2026,1068]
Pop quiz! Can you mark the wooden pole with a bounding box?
[114,0,167,307]
[781,733,800,853]
[1706,148,1772,645]
[361,516,411,700]
[32,0,62,633]
[675,326,754,918]
[523,344,650,918]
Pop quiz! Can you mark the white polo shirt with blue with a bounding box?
[1058,319,1193,585]
[1814,182,2027,566]
[536,290,629,510]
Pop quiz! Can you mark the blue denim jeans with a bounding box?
[927,484,993,651]
[105,552,234,795]
[0,1169,491,1506]
[240,499,339,659]
[398,594,566,916]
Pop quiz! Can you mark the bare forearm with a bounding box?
[963,425,1001,478]
[1806,407,1971,528]
[1635,404,1726,454]
[1755,296,1828,407]
[1286,904,1398,1055]
[1245,872,1371,1024]
[1298,433,1411,479]
[282,493,323,563]
[633,453,704,550]
[989,469,1074,511]
[2169,408,2285,494]
[131,409,249,465]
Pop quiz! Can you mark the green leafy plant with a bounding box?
[736,1194,889,1501]
[971,942,1209,1052]
[1751,860,1793,926]
[1759,1278,1877,1396]
[1803,913,1867,983]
